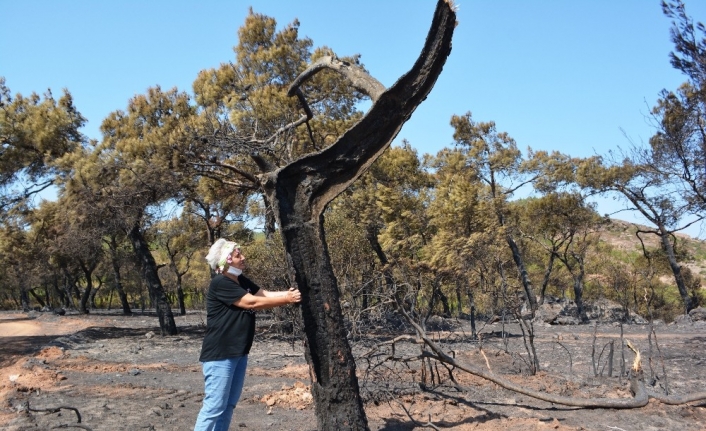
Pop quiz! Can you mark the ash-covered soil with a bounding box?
[0,310,704,431]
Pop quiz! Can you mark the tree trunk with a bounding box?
[455,281,463,317]
[572,267,588,323]
[506,234,538,315]
[78,274,93,314]
[539,251,557,306]
[20,286,31,312]
[365,222,396,305]
[28,288,46,309]
[433,279,451,318]
[257,2,455,428]
[176,275,186,316]
[282,217,368,430]
[88,283,101,309]
[109,237,133,315]
[52,277,66,309]
[61,269,77,310]
[127,224,177,335]
[659,229,694,313]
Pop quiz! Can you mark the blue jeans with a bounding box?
[193,356,248,431]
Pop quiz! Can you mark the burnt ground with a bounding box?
[0,310,705,431]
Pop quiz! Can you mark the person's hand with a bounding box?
[287,288,301,304]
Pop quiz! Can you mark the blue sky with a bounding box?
[2,0,705,238]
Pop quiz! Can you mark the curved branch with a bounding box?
[288,56,385,102]
[273,0,457,220]
[26,402,85,426]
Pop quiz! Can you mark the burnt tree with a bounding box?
[252,2,456,429]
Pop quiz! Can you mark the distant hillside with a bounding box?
[602,218,706,279]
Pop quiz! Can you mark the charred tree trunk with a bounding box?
[77,260,97,314]
[108,236,132,315]
[28,288,46,309]
[659,229,694,313]
[176,274,186,316]
[437,285,451,318]
[572,264,588,323]
[506,234,538,315]
[257,2,456,429]
[365,222,396,304]
[20,285,30,312]
[61,269,77,310]
[127,224,177,335]
[539,250,557,306]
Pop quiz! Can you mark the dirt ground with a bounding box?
[0,310,705,431]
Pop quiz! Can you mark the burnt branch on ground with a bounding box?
[26,401,91,430]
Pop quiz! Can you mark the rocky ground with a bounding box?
[0,308,705,431]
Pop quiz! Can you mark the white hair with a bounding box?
[205,238,240,272]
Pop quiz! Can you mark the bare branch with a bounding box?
[288,56,385,102]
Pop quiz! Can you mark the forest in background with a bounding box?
[1,0,705,330]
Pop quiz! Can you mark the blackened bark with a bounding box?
[365,222,395,303]
[659,230,694,313]
[88,280,103,309]
[20,285,30,312]
[437,285,451,317]
[506,234,539,315]
[77,260,96,314]
[176,276,186,316]
[61,269,78,310]
[283,217,368,430]
[28,289,46,308]
[108,236,132,315]
[127,224,177,335]
[573,274,588,323]
[539,251,557,306]
[261,2,456,429]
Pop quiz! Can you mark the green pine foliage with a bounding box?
[1,4,704,324]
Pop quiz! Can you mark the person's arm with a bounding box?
[233,288,300,310]
[255,289,293,298]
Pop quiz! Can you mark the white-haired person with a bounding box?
[193,238,301,431]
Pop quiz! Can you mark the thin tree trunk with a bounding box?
[573,275,587,323]
[539,251,557,305]
[109,236,132,315]
[28,288,46,309]
[62,270,77,310]
[506,234,538,315]
[79,276,92,314]
[127,224,177,335]
[659,230,694,313]
[466,282,477,338]
[176,275,186,316]
[20,285,30,312]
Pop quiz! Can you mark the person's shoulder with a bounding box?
[211,274,226,284]
[211,274,235,288]
[237,274,260,291]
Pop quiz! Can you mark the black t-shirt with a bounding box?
[198,274,261,362]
